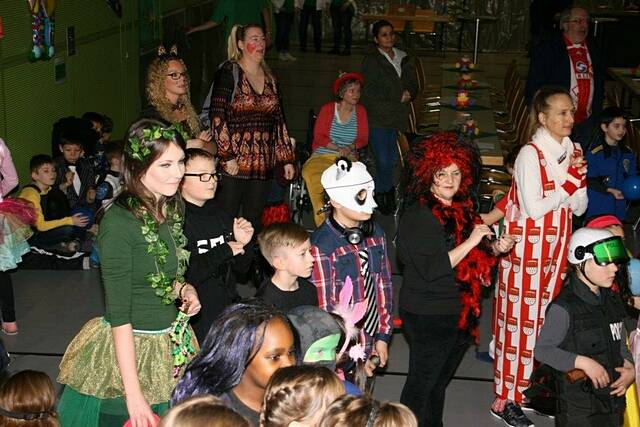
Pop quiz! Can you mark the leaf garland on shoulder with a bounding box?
[126,123,189,162]
[127,196,189,305]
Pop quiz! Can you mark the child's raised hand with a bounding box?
[62,170,75,188]
[575,355,610,389]
[610,360,635,396]
[72,213,89,227]
[233,217,254,245]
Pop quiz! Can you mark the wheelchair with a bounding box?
[288,109,315,225]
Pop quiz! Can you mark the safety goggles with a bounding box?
[583,236,629,266]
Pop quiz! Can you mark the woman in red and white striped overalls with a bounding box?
[491,86,588,426]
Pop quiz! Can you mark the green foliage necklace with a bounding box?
[127,196,195,376]
[132,198,189,304]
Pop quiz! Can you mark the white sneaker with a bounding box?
[285,52,297,61]
[278,52,289,61]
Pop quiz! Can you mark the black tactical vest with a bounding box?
[552,275,626,423]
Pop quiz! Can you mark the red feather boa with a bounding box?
[425,194,496,341]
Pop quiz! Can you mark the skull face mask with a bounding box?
[321,158,377,214]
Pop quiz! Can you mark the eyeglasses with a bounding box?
[434,170,462,181]
[184,171,222,182]
[166,72,187,81]
[567,18,589,25]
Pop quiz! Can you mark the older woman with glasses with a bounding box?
[302,71,368,227]
[141,45,214,153]
[181,148,254,342]
[396,132,514,427]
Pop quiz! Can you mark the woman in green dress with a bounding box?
[57,118,201,427]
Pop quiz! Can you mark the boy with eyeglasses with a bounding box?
[180,148,255,342]
[534,227,635,426]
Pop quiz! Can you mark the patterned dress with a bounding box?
[211,61,294,180]
[493,131,587,403]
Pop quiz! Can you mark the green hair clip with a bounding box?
[126,123,189,161]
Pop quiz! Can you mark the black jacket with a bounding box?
[360,45,419,131]
[53,156,95,210]
[396,202,459,316]
[525,31,605,121]
[183,199,253,342]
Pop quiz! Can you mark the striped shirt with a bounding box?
[314,104,358,156]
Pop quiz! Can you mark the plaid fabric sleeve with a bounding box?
[375,235,394,340]
[310,245,336,312]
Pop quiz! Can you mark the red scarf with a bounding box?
[564,35,592,123]
[425,194,497,342]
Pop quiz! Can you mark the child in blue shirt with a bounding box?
[586,106,636,221]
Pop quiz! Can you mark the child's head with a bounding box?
[104,141,123,169]
[258,223,313,278]
[0,370,58,427]
[600,106,627,144]
[287,306,343,369]
[59,139,84,164]
[159,395,250,427]
[30,155,56,188]
[585,214,625,239]
[318,395,417,427]
[260,365,345,427]
[321,159,376,224]
[82,112,113,144]
[568,227,630,290]
[172,301,296,406]
[181,149,219,205]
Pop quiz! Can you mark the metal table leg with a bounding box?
[473,18,480,63]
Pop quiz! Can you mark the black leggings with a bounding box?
[215,176,271,233]
[0,271,16,322]
[400,310,470,427]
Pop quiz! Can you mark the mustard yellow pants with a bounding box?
[302,153,338,227]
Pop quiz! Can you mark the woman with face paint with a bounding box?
[172,301,296,426]
[396,132,514,427]
[209,24,295,233]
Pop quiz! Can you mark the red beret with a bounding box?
[332,72,365,96]
[586,215,623,229]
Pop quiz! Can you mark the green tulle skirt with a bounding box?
[58,387,169,427]
[57,317,198,427]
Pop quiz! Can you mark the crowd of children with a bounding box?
[2,17,640,427]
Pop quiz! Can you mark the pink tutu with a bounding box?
[0,198,35,271]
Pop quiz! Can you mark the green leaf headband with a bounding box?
[126,123,188,162]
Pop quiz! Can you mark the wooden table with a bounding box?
[608,67,640,115]
[361,13,452,44]
[361,13,452,25]
[439,65,503,166]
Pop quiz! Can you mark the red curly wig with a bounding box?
[402,131,493,341]
[405,131,476,200]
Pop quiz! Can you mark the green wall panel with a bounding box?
[0,1,141,184]
[3,60,73,186]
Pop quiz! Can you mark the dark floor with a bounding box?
[1,48,599,426]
